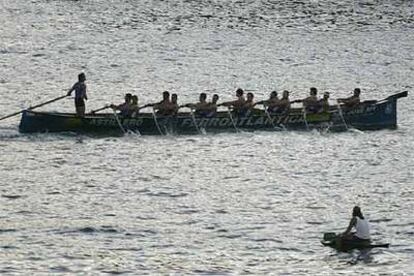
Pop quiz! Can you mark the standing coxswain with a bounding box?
[67,73,88,116]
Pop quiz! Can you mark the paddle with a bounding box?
[226,107,239,132]
[0,94,68,121]
[112,109,126,134]
[90,105,110,114]
[336,100,349,130]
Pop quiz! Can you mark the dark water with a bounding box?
[0,1,413,274]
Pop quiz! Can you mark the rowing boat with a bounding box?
[321,232,389,252]
[19,91,407,135]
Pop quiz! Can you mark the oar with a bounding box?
[226,107,239,132]
[112,109,126,134]
[151,109,163,135]
[90,105,110,114]
[0,94,68,121]
[336,101,349,130]
[263,104,282,130]
[189,108,202,134]
[303,108,310,131]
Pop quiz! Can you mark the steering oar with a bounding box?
[0,94,68,121]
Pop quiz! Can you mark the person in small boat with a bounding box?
[292,87,320,113]
[318,92,330,113]
[182,93,210,116]
[341,206,370,242]
[110,93,132,116]
[67,73,88,116]
[338,88,361,108]
[218,88,246,115]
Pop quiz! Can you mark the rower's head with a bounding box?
[354,88,361,96]
[171,93,178,103]
[199,93,207,102]
[270,91,277,98]
[162,91,170,100]
[131,95,138,104]
[282,90,289,99]
[212,94,219,103]
[323,92,330,99]
[125,93,132,103]
[310,87,318,96]
[247,92,254,101]
[352,206,364,219]
[78,73,86,82]
[236,88,244,97]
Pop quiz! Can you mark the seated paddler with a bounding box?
[167,93,179,115]
[110,93,132,116]
[182,93,210,116]
[291,87,320,113]
[276,90,291,114]
[243,92,256,116]
[338,88,361,109]
[255,91,279,112]
[205,94,219,117]
[218,88,247,116]
[341,206,370,242]
[129,95,140,117]
[141,91,172,115]
[317,92,330,113]
[258,90,291,114]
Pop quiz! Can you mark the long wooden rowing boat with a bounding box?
[19,91,407,135]
[321,232,389,252]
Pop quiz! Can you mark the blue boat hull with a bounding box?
[19,92,407,135]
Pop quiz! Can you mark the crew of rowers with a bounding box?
[107,87,361,117]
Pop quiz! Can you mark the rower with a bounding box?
[67,73,88,116]
[142,91,171,115]
[292,87,320,113]
[318,92,330,113]
[274,90,291,114]
[256,91,278,107]
[341,206,370,242]
[218,88,246,115]
[110,93,132,116]
[243,92,255,115]
[168,93,179,115]
[338,88,361,108]
[130,95,139,117]
[182,93,210,116]
[206,94,219,117]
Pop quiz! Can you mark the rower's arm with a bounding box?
[67,84,76,96]
[342,217,356,235]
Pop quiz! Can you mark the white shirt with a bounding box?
[355,217,370,239]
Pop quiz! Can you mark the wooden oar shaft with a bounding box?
[0,95,68,121]
[90,105,110,114]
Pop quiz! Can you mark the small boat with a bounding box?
[321,232,389,252]
[19,91,407,135]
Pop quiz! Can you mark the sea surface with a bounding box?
[0,0,413,275]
